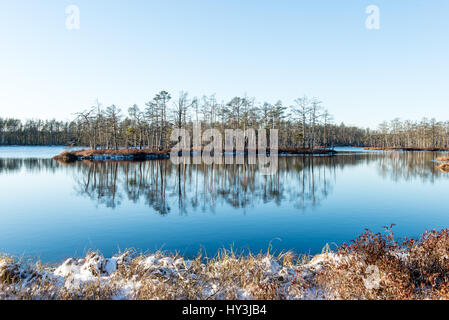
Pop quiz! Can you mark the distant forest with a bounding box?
[1,91,448,149]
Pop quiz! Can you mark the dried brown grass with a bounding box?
[3,229,449,300]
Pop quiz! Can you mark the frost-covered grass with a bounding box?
[2,229,449,300]
[0,249,319,300]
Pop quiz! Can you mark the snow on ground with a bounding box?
[0,251,338,300]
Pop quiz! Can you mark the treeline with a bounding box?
[0,118,77,145]
[1,91,448,149]
[67,92,366,150]
[365,118,449,149]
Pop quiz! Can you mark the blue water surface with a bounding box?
[0,146,448,262]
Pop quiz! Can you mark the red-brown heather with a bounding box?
[313,227,449,299]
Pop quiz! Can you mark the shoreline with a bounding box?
[52,147,337,163]
[364,146,449,152]
[2,229,449,300]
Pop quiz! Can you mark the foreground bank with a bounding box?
[2,229,449,300]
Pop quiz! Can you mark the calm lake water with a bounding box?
[1,146,448,263]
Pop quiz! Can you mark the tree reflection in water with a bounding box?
[1,151,447,215]
[67,152,447,214]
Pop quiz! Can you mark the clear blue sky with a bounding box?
[0,1,448,128]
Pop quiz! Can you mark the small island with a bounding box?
[53,148,170,162]
[53,147,337,163]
